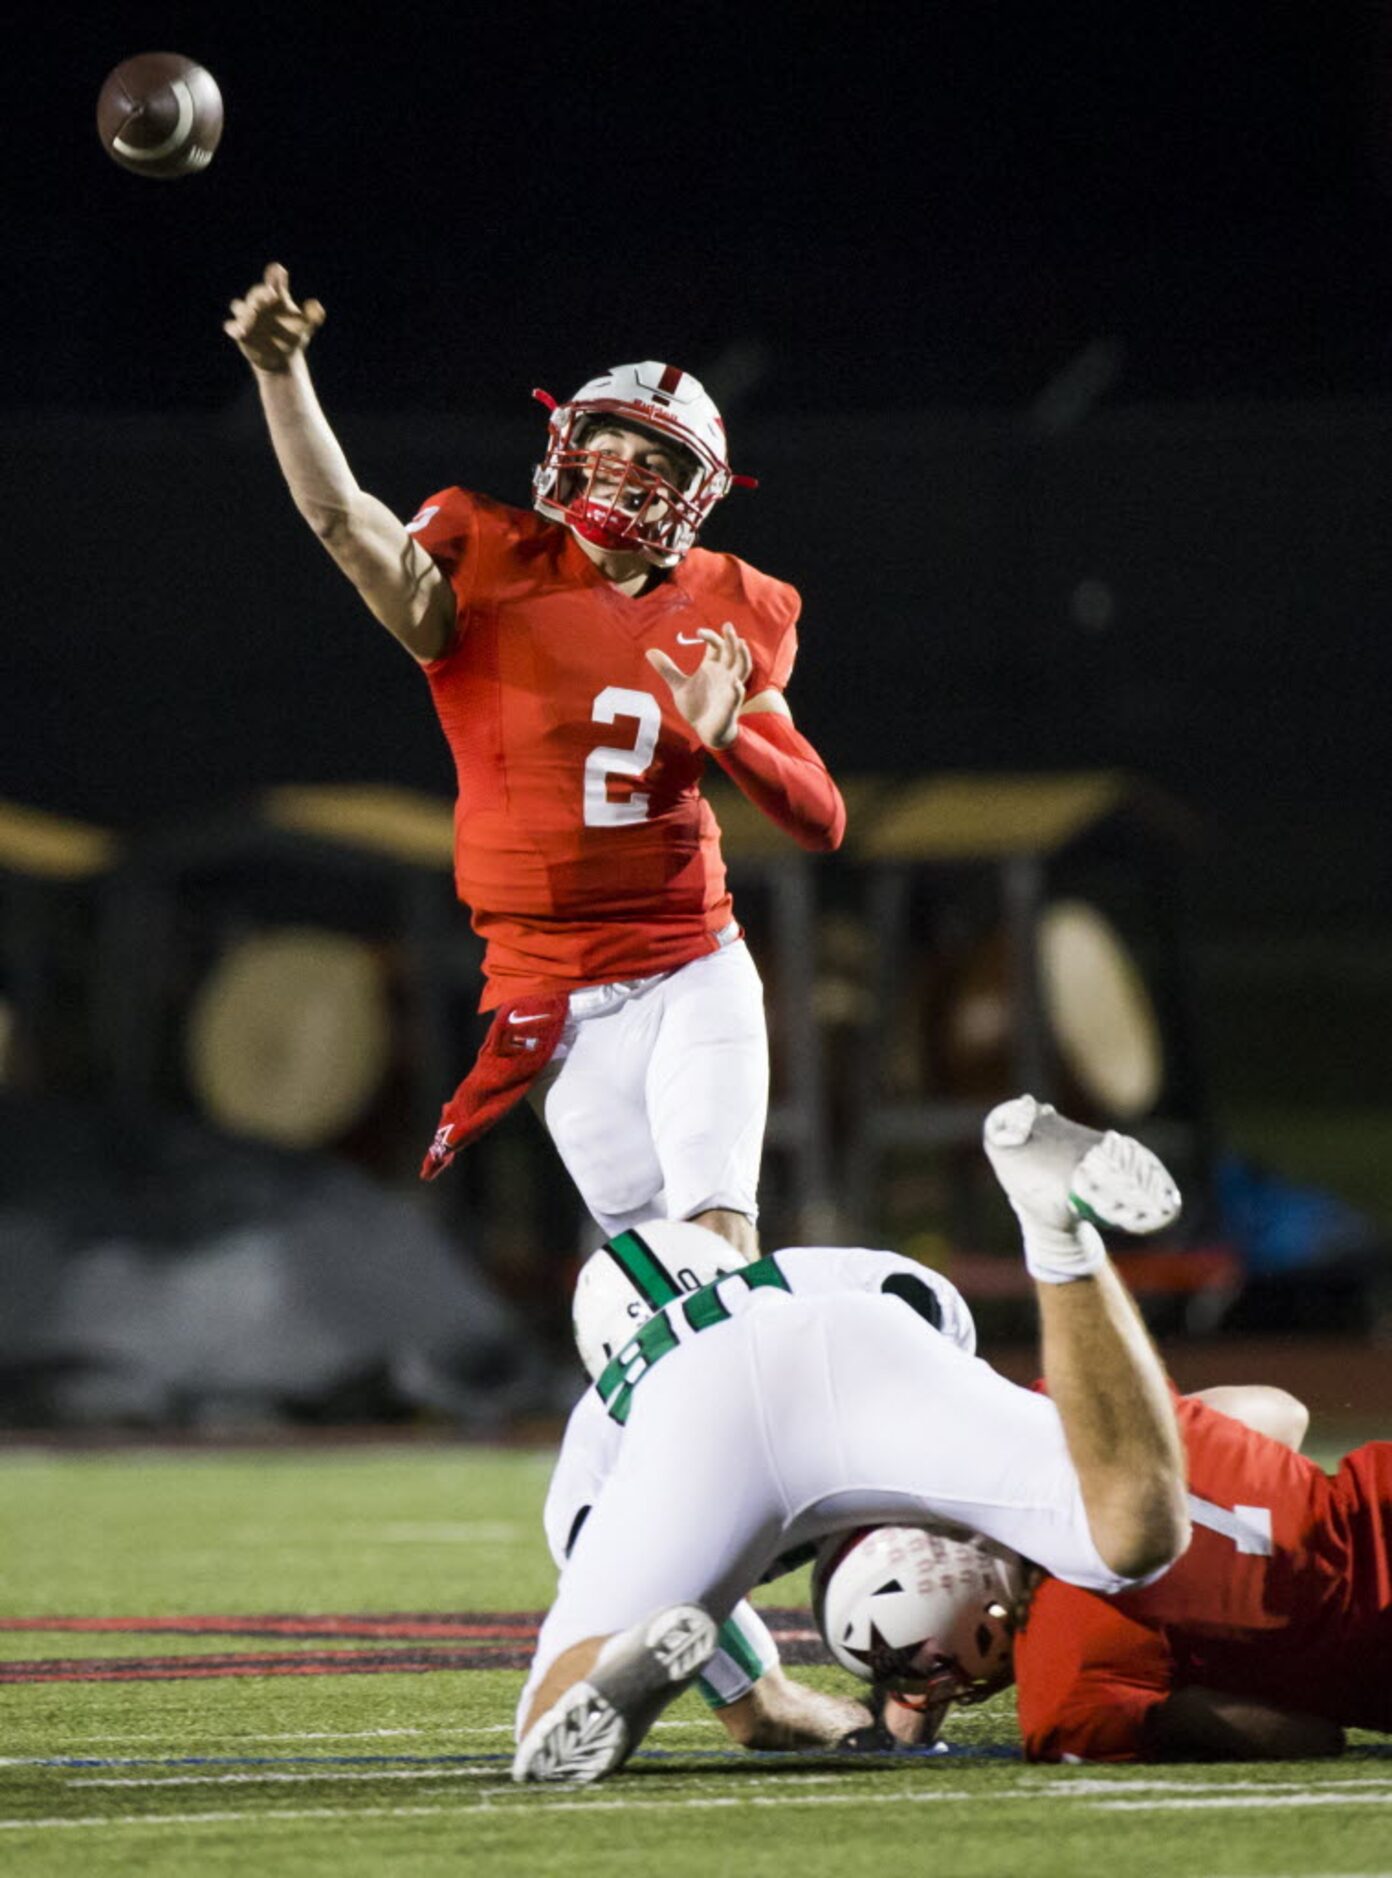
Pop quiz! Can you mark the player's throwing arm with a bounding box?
[224,263,454,660]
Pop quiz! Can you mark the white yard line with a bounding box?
[1047,1775,1392,1795]
[69,1768,846,1791]
[8,1769,1392,1831]
[1094,1793,1392,1812]
[368,1524,522,1542]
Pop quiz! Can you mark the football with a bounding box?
[96,53,223,179]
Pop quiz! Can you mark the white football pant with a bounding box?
[533,937,767,1236]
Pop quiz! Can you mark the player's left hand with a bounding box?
[646,622,753,749]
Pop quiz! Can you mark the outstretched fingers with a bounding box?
[224,261,325,369]
[645,646,686,688]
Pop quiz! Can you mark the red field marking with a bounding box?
[0,1613,540,1640]
[1,1647,534,1683]
[0,1612,828,1683]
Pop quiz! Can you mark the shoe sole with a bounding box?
[1070,1130,1180,1234]
[986,1094,1180,1235]
[513,1604,717,1785]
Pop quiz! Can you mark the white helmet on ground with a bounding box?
[572,1220,753,1381]
[532,362,756,566]
[812,1524,1028,1705]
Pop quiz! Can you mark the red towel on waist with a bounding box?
[420,994,570,1180]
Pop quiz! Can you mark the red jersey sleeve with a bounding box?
[403,486,487,661]
[1015,1578,1174,1762]
[683,551,800,694]
[742,567,799,693]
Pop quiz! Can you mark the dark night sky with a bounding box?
[6,3,1392,1123]
[8,4,1392,925]
[13,3,1392,418]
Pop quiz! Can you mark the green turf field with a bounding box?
[2,1442,1388,1877]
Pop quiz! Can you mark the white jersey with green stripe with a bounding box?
[540,1243,975,1711]
[592,1243,975,1428]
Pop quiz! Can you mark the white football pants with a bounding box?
[532,937,768,1237]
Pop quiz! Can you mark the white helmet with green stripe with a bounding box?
[573,1221,754,1382]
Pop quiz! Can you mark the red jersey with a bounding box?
[406,489,800,1007]
[1015,1398,1392,1759]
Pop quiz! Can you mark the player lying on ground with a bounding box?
[1010,1382,1392,1760]
[548,1214,982,1748]
[510,1095,1191,1783]
[224,266,845,1261]
[836,1382,1391,1761]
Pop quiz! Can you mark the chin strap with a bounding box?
[712,714,846,853]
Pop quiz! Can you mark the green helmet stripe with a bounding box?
[605,1230,682,1308]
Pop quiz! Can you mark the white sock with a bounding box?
[1017,1215,1107,1284]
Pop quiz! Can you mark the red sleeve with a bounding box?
[760,608,798,692]
[695,553,801,695]
[1015,1579,1174,1762]
[404,487,482,660]
[712,714,846,851]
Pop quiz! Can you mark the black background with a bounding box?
[16,4,1392,415]
[7,3,1392,928]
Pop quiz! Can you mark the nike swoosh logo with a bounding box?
[508,1012,555,1026]
[675,632,706,645]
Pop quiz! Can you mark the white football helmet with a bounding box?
[811,1524,1028,1706]
[532,362,756,566]
[572,1219,754,1381]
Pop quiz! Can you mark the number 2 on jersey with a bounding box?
[584,687,661,827]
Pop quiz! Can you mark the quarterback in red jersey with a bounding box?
[1014,1389,1392,1760]
[225,265,844,1255]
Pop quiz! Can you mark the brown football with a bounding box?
[96,52,223,179]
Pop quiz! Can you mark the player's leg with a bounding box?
[983,1095,1189,1580]
[513,1321,784,1782]
[645,941,768,1258]
[769,1291,1149,1593]
[532,987,667,1234]
[513,1605,719,1785]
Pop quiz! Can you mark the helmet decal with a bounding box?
[602,1229,686,1311]
[571,1219,754,1381]
[812,1524,1028,1708]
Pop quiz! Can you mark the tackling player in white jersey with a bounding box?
[545,1226,980,1749]
[514,1094,1191,1783]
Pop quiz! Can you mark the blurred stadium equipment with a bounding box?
[844,771,1205,1261]
[0,800,117,1096]
[184,927,393,1148]
[935,899,1165,1121]
[0,1092,550,1430]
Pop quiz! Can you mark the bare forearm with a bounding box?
[252,352,363,534]
[717,1671,872,1750]
[227,262,452,657]
[1147,1686,1345,1760]
[1038,1259,1189,1580]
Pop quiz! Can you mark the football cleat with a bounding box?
[512,1603,717,1785]
[983,1094,1181,1236]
